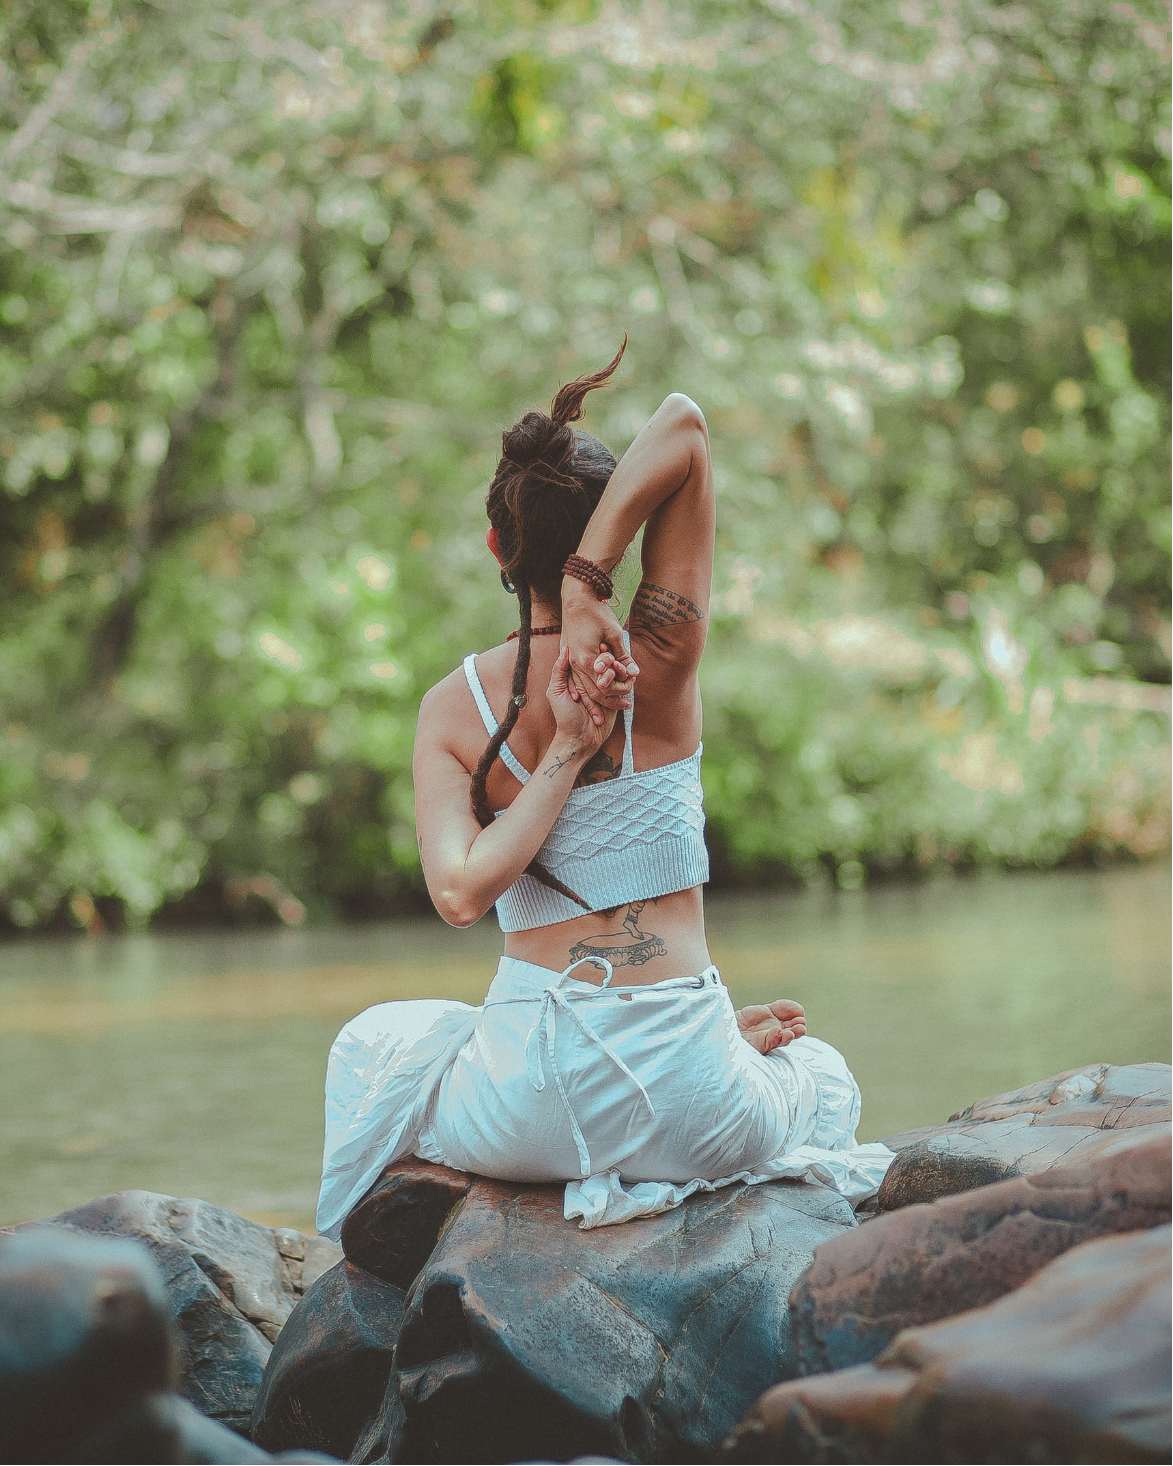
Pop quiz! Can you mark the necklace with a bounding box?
[507,625,562,642]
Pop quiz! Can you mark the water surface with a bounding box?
[1,863,1167,1232]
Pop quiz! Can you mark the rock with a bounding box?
[73,1393,277,1463]
[723,1225,1172,1464]
[0,1227,176,1464]
[1,1191,341,1433]
[388,1170,858,1464]
[0,1226,338,1464]
[878,1061,1171,1211]
[250,1260,405,1461]
[256,1159,858,1463]
[340,1159,472,1289]
[790,1129,1170,1374]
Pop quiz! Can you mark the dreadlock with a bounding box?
[469,337,627,907]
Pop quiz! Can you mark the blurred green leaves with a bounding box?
[0,0,1168,931]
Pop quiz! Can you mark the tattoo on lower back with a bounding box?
[630,581,704,629]
[568,900,667,968]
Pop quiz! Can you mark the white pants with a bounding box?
[317,956,893,1238]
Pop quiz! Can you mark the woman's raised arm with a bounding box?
[562,393,713,708]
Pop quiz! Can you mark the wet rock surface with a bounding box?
[1,1190,341,1434]
[389,1170,856,1465]
[340,1158,472,1290]
[877,1062,1171,1211]
[253,1158,858,1464]
[250,1259,406,1461]
[791,1129,1170,1374]
[0,1226,336,1464]
[724,1225,1172,1465]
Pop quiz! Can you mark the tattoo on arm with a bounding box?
[630,581,705,629]
[544,748,579,778]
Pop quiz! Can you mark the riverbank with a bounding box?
[1,863,1168,1232]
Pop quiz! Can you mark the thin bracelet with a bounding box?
[562,554,614,601]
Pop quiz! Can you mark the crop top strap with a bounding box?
[620,631,635,776]
[462,654,530,785]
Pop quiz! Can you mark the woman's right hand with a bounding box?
[561,578,639,726]
[547,646,616,756]
[735,1000,807,1054]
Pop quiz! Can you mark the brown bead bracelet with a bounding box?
[562,554,614,601]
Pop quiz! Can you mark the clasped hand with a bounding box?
[560,584,640,728]
[546,647,617,755]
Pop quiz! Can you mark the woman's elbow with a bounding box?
[432,886,488,928]
[661,392,707,435]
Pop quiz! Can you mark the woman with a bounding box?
[316,345,892,1238]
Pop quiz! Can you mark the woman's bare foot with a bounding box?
[735,1000,807,1055]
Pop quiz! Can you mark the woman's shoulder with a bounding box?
[419,643,510,717]
[418,660,471,725]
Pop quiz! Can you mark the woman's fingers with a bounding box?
[735,1001,806,1053]
[571,669,607,726]
[767,999,805,1020]
[549,645,571,695]
[593,647,636,693]
[595,639,639,685]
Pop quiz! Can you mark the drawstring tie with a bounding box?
[489,957,657,1179]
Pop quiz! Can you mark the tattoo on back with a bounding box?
[577,747,621,786]
[630,581,704,629]
[568,900,667,968]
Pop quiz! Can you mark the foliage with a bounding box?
[0,0,1168,931]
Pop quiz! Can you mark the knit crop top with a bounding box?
[463,653,710,932]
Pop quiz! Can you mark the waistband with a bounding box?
[489,953,723,1000]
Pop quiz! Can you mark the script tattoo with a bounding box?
[630,581,705,629]
[577,747,621,786]
[568,900,667,968]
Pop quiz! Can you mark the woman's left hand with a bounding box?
[736,1000,807,1054]
[547,646,617,756]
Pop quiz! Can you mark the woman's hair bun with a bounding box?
[501,410,567,468]
[486,337,626,601]
[499,335,627,472]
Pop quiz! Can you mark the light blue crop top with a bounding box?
[463,653,710,931]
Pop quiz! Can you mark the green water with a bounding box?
[1,864,1168,1233]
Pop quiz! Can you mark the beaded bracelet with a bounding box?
[562,554,614,601]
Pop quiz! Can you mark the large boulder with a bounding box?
[877,1061,1171,1211]
[724,1225,1172,1465]
[1,1191,341,1434]
[389,1170,856,1464]
[250,1160,468,1462]
[790,1128,1169,1374]
[0,1226,336,1464]
[250,1260,406,1461]
[252,1159,859,1464]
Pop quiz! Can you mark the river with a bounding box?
[1,863,1167,1232]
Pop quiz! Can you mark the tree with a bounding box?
[0,0,1168,931]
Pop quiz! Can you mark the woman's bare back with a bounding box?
[425,625,711,983]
